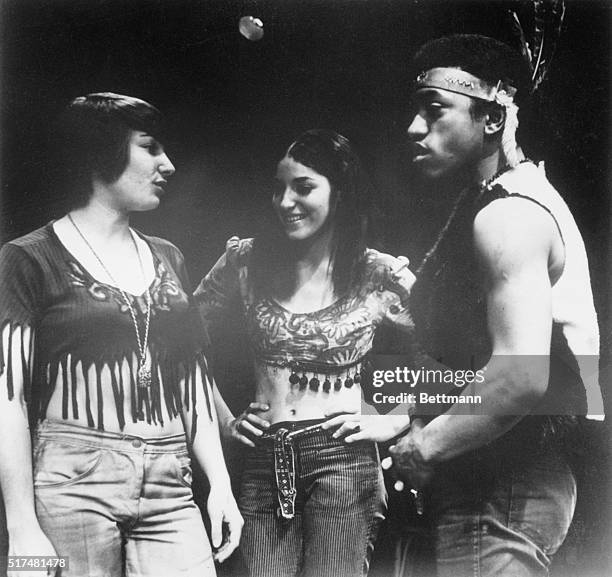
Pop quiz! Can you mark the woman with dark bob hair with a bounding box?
[195,129,416,577]
[0,92,241,577]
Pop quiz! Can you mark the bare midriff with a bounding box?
[251,362,362,424]
[44,356,187,436]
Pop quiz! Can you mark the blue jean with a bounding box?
[238,420,387,577]
[33,420,215,577]
[398,437,576,577]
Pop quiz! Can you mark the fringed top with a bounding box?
[0,223,213,434]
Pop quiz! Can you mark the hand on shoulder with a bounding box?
[225,236,253,269]
[367,250,416,293]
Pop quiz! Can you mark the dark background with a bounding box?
[1,0,610,575]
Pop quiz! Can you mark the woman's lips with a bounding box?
[283,214,306,224]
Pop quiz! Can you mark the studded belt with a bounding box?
[268,422,327,519]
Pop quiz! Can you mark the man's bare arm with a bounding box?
[393,198,561,467]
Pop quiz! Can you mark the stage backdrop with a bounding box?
[1,1,610,576]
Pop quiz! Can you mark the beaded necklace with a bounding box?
[479,158,532,192]
[68,214,152,389]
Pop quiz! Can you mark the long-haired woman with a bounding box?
[196,129,415,577]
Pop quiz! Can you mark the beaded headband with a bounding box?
[415,67,517,106]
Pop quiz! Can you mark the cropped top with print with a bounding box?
[0,223,212,432]
[194,238,415,390]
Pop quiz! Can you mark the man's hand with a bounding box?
[322,412,411,443]
[388,419,434,489]
[222,402,270,447]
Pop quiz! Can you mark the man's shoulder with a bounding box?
[473,197,558,267]
[475,162,562,251]
[495,161,564,206]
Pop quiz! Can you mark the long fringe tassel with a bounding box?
[501,103,520,167]
[3,340,215,431]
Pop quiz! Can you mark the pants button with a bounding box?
[132,439,142,448]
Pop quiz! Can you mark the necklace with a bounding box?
[68,213,152,389]
[480,158,532,191]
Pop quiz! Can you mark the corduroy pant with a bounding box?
[238,420,387,577]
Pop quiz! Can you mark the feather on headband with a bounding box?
[509,0,566,93]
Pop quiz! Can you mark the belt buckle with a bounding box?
[274,429,297,519]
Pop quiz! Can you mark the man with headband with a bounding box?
[389,34,602,576]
